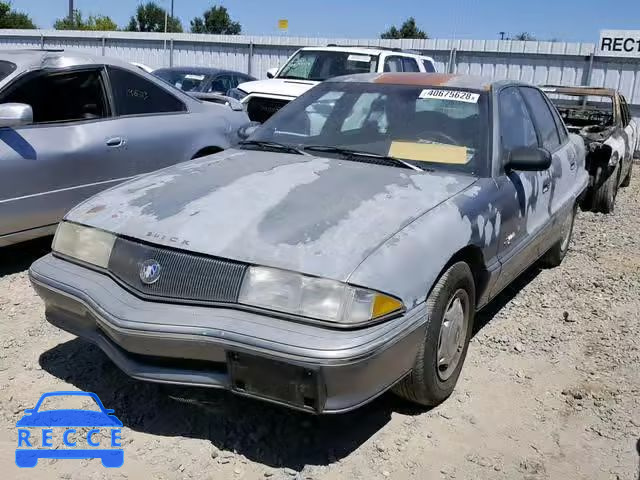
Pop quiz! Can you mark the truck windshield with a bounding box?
[278,50,378,81]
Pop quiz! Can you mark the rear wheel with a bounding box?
[393,262,475,407]
[593,163,619,214]
[540,205,576,268]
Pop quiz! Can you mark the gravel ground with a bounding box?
[1,178,639,480]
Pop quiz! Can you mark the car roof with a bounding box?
[540,85,617,97]
[328,72,515,91]
[0,48,141,72]
[298,45,433,59]
[154,66,241,76]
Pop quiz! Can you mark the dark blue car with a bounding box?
[15,391,123,468]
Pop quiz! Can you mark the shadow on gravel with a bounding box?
[0,236,52,278]
[40,339,427,470]
[473,266,542,335]
[636,437,640,480]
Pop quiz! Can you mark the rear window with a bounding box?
[0,60,16,82]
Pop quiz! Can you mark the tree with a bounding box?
[381,17,427,39]
[0,1,36,29]
[54,11,117,31]
[126,2,182,33]
[190,5,241,34]
[513,32,536,41]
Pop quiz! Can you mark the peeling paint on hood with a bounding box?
[68,149,477,281]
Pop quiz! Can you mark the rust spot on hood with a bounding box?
[86,205,106,214]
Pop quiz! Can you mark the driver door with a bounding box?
[491,87,551,295]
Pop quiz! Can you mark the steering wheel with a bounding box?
[417,130,460,146]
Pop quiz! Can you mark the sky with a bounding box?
[12,0,640,42]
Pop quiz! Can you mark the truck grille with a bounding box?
[246,97,290,122]
[108,237,247,304]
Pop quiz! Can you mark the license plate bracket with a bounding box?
[227,351,322,412]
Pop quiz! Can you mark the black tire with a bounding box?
[393,262,475,407]
[540,204,576,268]
[593,163,619,214]
[620,161,632,188]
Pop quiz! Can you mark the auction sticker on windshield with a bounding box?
[419,89,480,103]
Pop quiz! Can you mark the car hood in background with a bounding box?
[238,78,318,99]
[68,150,477,281]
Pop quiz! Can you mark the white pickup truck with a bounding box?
[229,45,437,123]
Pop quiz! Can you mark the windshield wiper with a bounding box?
[302,145,425,172]
[239,140,306,155]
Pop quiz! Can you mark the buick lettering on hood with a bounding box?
[30,73,588,413]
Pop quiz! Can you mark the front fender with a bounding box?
[348,180,501,310]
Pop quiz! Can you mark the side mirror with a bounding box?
[266,67,278,79]
[0,103,33,128]
[238,122,261,140]
[507,147,552,171]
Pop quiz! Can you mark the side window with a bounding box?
[209,74,234,94]
[0,68,108,124]
[383,56,404,72]
[543,94,568,144]
[402,57,420,73]
[422,59,436,73]
[520,87,561,151]
[498,87,538,159]
[620,96,630,127]
[107,66,186,116]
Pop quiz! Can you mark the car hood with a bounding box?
[238,78,318,99]
[68,150,477,281]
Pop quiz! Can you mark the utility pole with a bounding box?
[68,0,74,23]
[171,0,174,19]
[499,31,506,40]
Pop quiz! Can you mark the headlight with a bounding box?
[52,222,116,268]
[226,88,248,101]
[238,266,404,325]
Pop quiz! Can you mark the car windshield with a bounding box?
[247,81,489,175]
[36,395,102,412]
[154,69,212,92]
[0,60,16,82]
[278,50,378,81]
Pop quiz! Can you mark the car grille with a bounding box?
[246,97,290,123]
[108,237,248,304]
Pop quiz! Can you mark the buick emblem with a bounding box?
[139,259,161,285]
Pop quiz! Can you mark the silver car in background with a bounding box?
[0,49,250,247]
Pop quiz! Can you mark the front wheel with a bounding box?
[593,163,619,213]
[393,262,475,407]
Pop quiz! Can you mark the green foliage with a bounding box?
[190,5,241,35]
[0,1,36,29]
[513,32,536,41]
[126,1,182,33]
[54,11,117,31]
[381,17,427,39]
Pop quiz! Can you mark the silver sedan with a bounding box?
[0,49,249,247]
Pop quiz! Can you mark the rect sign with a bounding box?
[598,30,640,57]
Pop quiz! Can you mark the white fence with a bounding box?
[1,29,639,113]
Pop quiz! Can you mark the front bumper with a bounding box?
[30,255,427,414]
